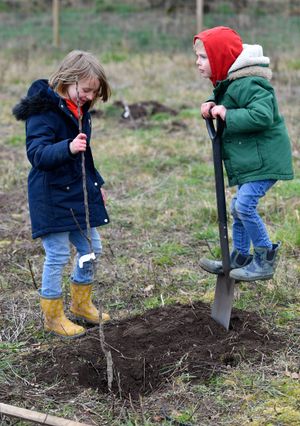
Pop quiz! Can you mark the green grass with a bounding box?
[6,134,24,146]
[1,6,300,56]
[94,0,142,13]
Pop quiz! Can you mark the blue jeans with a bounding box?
[230,180,276,255]
[40,228,102,299]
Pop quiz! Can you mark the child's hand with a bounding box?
[211,105,227,121]
[201,102,216,118]
[69,133,87,154]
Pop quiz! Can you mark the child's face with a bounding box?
[195,43,211,79]
[67,77,100,106]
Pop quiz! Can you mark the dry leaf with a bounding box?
[144,284,154,293]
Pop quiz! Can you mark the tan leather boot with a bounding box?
[70,283,110,324]
[40,297,85,338]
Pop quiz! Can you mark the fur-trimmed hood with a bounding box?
[12,79,59,121]
[228,44,272,81]
[13,79,91,121]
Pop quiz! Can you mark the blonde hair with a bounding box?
[193,38,204,54]
[49,50,111,107]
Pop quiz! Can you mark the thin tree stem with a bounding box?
[76,78,92,253]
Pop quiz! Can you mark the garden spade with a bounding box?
[205,117,235,330]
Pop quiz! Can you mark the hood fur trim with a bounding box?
[12,90,57,121]
[229,44,270,73]
[228,66,272,81]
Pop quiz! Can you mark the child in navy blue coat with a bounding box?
[13,50,111,338]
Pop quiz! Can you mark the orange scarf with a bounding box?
[65,99,82,119]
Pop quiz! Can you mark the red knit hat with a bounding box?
[194,26,243,86]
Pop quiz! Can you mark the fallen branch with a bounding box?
[0,402,92,426]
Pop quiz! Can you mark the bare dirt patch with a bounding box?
[19,301,283,401]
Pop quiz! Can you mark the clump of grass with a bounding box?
[6,134,24,147]
[95,0,141,13]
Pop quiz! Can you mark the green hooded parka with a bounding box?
[195,27,294,187]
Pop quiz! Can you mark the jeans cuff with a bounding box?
[38,288,63,299]
[70,281,93,286]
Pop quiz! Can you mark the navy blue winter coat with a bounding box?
[13,79,109,239]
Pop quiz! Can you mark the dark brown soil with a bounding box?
[26,301,282,401]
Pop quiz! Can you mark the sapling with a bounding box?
[75,77,113,391]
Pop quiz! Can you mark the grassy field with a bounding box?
[0,2,300,425]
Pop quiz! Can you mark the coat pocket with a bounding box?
[223,137,263,176]
[48,174,84,220]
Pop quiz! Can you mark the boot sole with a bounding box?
[199,262,223,275]
[70,313,99,325]
[199,266,222,275]
[45,329,86,339]
[229,273,274,282]
[70,311,111,325]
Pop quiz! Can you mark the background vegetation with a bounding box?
[0,0,299,424]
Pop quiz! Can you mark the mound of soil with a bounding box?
[27,301,283,400]
[113,100,178,120]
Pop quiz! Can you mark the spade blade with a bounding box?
[211,274,235,330]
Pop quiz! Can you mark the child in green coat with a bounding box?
[194,26,293,281]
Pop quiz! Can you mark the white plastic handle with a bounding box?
[78,252,96,268]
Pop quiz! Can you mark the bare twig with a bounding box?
[205,238,216,258]
[27,259,38,290]
[106,241,115,258]
[139,395,146,425]
[76,78,112,393]
[98,301,114,392]
[115,370,122,399]
[70,208,88,241]
[75,77,93,255]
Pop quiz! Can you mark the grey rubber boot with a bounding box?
[199,250,253,275]
[229,242,281,282]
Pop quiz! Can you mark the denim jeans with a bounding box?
[40,228,102,299]
[230,180,276,255]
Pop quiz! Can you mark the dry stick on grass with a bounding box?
[27,259,38,290]
[205,238,217,258]
[0,402,93,426]
[139,395,146,425]
[75,78,113,392]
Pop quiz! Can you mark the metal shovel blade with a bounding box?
[211,274,235,330]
